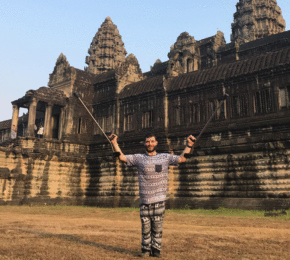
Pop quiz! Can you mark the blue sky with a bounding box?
[0,0,289,121]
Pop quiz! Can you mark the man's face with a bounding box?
[144,136,158,153]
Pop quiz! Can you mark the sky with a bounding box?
[0,0,289,121]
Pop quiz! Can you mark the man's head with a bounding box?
[144,133,158,153]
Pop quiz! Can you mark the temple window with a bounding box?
[231,95,248,117]
[189,103,203,124]
[279,86,290,109]
[77,118,82,134]
[93,116,100,135]
[189,104,196,124]
[208,99,225,121]
[142,110,154,129]
[207,58,211,68]
[77,118,89,134]
[123,103,134,132]
[208,101,216,121]
[200,103,206,123]
[217,99,226,120]
[104,115,113,133]
[94,105,115,134]
[254,88,274,114]
[173,106,180,126]
[172,105,186,126]
[124,114,133,131]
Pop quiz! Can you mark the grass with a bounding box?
[1,205,289,219]
[169,207,290,219]
[0,205,289,259]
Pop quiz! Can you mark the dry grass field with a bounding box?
[0,206,289,260]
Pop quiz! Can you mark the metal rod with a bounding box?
[185,93,229,158]
[195,93,229,143]
[73,92,115,153]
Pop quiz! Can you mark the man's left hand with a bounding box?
[187,135,196,147]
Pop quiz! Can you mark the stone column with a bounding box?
[11,104,19,136]
[58,107,65,140]
[64,104,74,136]
[44,103,53,139]
[27,99,38,137]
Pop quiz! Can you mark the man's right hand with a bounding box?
[109,134,127,163]
[109,134,118,144]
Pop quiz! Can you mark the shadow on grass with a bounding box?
[19,229,139,257]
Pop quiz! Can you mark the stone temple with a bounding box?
[0,1,290,210]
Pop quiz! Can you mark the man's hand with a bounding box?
[178,135,196,163]
[109,134,118,145]
[187,135,196,147]
[109,134,127,163]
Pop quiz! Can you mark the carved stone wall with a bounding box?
[0,139,89,205]
[167,32,200,77]
[117,54,143,93]
[1,134,289,210]
[48,53,72,91]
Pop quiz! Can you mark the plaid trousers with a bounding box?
[140,201,166,251]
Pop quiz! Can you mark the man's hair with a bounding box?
[144,133,157,141]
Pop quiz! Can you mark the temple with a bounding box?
[1,1,290,210]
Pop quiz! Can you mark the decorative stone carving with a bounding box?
[117,54,143,93]
[48,53,71,87]
[167,32,200,77]
[231,0,285,44]
[85,17,127,74]
[198,31,226,68]
[212,31,226,52]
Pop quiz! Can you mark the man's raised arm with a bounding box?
[178,135,196,163]
[109,134,127,163]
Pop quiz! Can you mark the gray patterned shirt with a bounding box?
[125,153,180,204]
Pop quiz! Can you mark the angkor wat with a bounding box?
[1,0,290,210]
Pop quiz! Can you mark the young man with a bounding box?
[110,133,196,258]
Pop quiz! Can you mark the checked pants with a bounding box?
[140,201,166,252]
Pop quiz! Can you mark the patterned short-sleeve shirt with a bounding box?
[125,153,180,204]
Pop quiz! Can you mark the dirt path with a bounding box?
[0,206,289,260]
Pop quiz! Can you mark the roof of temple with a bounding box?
[74,68,97,83]
[120,46,290,98]
[143,61,168,78]
[0,119,11,130]
[119,75,164,99]
[12,87,67,106]
[197,35,217,46]
[92,70,116,84]
[239,30,290,53]
[167,46,290,92]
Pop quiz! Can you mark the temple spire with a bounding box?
[231,0,286,44]
[85,17,127,74]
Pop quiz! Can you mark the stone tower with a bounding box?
[167,32,200,77]
[231,0,286,44]
[85,17,127,74]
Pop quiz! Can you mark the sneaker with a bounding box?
[139,249,151,257]
[152,248,161,258]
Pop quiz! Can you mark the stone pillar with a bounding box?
[58,107,65,140]
[44,103,53,139]
[64,104,74,136]
[194,58,199,71]
[27,99,38,137]
[11,104,19,136]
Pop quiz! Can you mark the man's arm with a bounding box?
[109,134,127,163]
[178,135,196,163]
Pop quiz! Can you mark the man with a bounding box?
[37,125,44,138]
[110,133,196,258]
